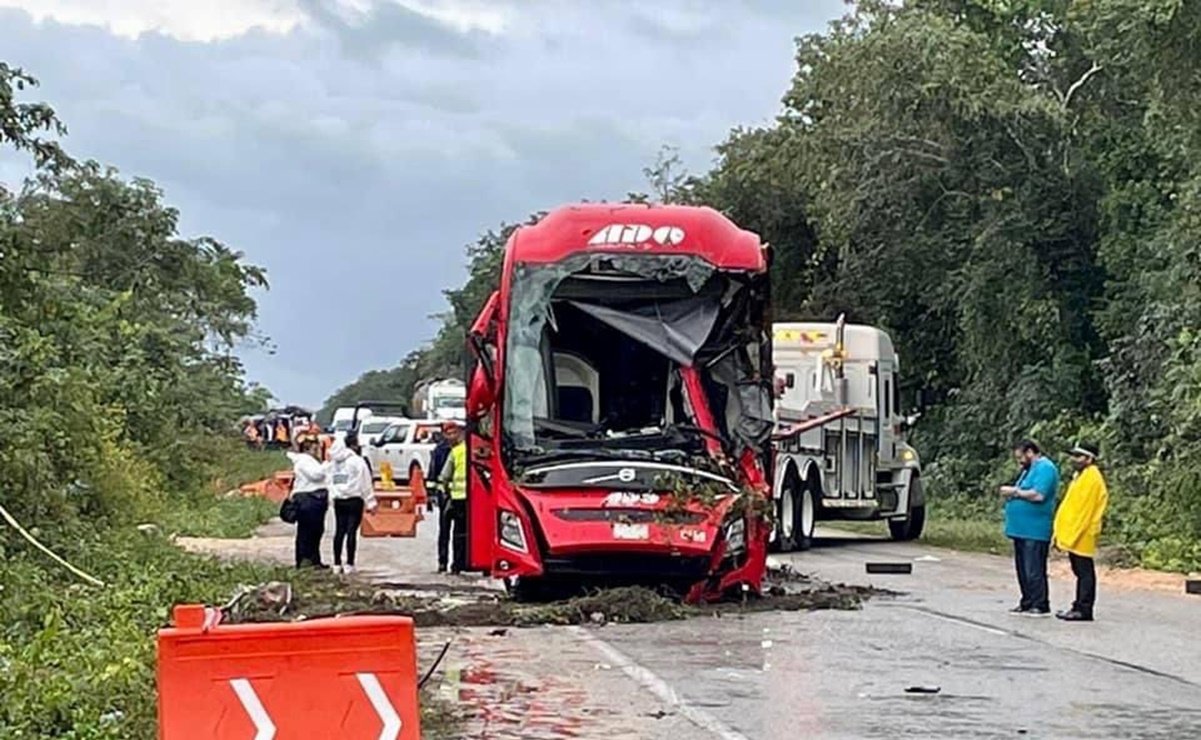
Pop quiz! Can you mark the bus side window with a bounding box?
[884,379,892,419]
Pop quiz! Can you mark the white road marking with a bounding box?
[229,678,276,740]
[568,626,750,740]
[356,672,402,740]
[895,604,1007,636]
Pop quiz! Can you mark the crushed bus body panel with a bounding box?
[464,203,774,603]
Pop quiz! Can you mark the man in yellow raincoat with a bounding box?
[1053,442,1109,622]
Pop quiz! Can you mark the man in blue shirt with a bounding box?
[1000,440,1060,616]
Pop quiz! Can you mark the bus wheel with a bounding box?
[508,577,550,603]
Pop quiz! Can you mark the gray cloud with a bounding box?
[0,1,844,406]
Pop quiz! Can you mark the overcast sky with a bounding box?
[0,0,846,408]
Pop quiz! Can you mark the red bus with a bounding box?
[462,203,774,603]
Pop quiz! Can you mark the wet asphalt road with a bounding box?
[584,530,1201,739]
[188,515,1201,738]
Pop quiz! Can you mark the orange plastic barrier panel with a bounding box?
[362,491,421,538]
[238,470,293,503]
[157,605,421,739]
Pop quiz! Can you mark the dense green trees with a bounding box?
[331,1,1201,568]
[1,64,269,527]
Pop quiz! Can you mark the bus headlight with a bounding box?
[499,510,528,553]
[725,519,746,554]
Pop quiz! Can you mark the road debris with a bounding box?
[866,562,913,574]
[220,570,888,628]
[904,685,941,694]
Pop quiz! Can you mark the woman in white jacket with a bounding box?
[286,436,330,568]
[327,437,377,574]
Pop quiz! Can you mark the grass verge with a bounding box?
[156,446,287,538]
[826,517,1010,555]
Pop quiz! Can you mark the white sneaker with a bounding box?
[343,565,356,575]
[333,565,343,575]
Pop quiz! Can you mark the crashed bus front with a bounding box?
[463,204,774,603]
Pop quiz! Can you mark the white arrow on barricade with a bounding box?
[229,678,277,740]
[356,672,402,740]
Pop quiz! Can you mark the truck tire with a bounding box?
[775,478,798,553]
[888,477,926,541]
[795,482,817,551]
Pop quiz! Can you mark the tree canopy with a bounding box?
[338,1,1201,569]
[1,64,270,525]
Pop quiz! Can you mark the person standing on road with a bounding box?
[327,437,377,575]
[430,423,455,572]
[1000,440,1060,616]
[437,422,468,575]
[1053,442,1109,622]
[287,435,330,569]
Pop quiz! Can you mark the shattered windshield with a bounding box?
[502,252,773,473]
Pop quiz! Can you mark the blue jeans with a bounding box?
[1013,537,1050,611]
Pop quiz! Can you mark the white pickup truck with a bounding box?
[363,419,459,483]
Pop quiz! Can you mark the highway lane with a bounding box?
[587,530,1201,738]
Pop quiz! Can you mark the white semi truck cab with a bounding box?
[770,316,924,551]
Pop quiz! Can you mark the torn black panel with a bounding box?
[566,294,721,367]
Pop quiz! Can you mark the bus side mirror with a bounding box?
[467,363,495,419]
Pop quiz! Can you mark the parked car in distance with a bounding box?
[364,419,464,484]
[355,416,406,451]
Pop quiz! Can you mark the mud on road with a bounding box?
[223,567,891,628]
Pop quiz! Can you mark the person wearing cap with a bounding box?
[1053,442,1109,622]
[430,422,458,572]
[437,422,468,574]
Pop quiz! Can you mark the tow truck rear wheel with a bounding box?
[776,479,798,553]
[888,476,926,541]
[795,482,817,551]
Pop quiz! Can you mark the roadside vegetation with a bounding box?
[0,63,291,738]
[326,1,1201,573]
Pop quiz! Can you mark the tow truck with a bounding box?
[462,203,775,603]
[769,317,924,552]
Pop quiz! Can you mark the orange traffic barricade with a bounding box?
[238,470,293,503]
[410,466,428,508]
[157,605,420,739]
[362,488,422,538]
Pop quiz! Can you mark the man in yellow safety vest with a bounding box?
[436,423,468,574]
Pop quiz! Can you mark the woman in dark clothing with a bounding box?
[286,436,330,568]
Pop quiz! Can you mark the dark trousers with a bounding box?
[438,498,467,571]
[1013,537,1050,611]
[1069,552,1097,616]
[294,490,329,568]
[333,498,365,566]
